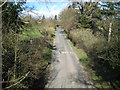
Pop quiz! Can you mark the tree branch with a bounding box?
[0,0,7,7]
[4,71,30,89]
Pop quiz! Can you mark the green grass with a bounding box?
[68,39,89,68]
[19,26,44,40]
[67,38,111,88]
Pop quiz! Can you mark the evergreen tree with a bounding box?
[54,15,57,20]
[2,2,25,34]
[42,15,45,20]
[2,1,26,89]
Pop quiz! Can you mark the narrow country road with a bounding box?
[45,27,93,88]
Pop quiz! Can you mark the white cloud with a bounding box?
[22,10,60,18]
[26,0,70,2]
[51,5,57,10]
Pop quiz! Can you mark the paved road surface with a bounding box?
[45,27,93,88]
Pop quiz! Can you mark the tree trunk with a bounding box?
[108,22,112,43]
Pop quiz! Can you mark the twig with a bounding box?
[4,71,30,89]
[0,0,7,7]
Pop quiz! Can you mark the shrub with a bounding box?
[69,29,102,51]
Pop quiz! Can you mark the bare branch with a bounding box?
[0,0,7,7]
[4,71,30,89]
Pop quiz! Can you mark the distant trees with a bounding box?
[2,2,25,34]
[59,8,77,37]
[42,15,45,20]
[54,15,57,20]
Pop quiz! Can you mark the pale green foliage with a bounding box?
[69,29,104,51]
[59,8,77,31]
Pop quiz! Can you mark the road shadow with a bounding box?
[52,45,57,50]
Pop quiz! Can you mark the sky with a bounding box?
[22,0,118,18]
[22,0,71,18]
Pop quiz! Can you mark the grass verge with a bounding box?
[67,38,111,88]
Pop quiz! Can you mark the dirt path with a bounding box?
[45,27,93,88]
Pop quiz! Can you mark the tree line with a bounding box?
[59,1,120,88]
[1,1,56,89]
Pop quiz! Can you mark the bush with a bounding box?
[69,29,101,51]
[69,28,120,82]
[2,18,55,89]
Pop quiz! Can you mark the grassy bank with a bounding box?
[20,25,55,40]
[67,34,114,89]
